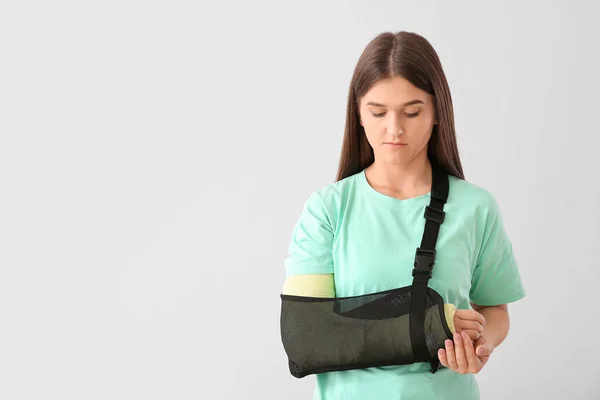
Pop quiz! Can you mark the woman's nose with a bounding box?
[387,116,404,135]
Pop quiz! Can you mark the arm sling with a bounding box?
[279,159,454,378]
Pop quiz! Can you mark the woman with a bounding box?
[281,31,526,400]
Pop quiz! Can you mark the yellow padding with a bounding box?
[282,274,335,298]
[444,303,456,333]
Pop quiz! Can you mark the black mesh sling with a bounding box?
[279,159,454,378]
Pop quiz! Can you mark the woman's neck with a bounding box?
[365,156,432,198]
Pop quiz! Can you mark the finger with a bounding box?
[445,339,458,370]
[455,320,484,336]
[438,348,449,368]
[458,329,481,341]
[455,309,486,326]
[453,333,468,373]
[477,352,490,368]
[476,343,493,357]
[462,332,481,373]
[455,310,486,328]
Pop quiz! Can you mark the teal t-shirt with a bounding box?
[283,168,526,400]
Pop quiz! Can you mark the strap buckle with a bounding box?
[424,205,445,224]
[412,247,436,278]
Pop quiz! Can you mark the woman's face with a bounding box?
[358,76,437,166]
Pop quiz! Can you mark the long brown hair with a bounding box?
[335,31,465,182]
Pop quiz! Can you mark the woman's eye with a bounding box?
[370,111,420,118]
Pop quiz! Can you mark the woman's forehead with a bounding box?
[362,77,432,107]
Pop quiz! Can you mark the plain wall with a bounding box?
[1,0,599,399]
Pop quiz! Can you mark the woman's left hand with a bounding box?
[438,331,494,374]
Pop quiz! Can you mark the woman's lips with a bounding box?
[385,142,407,147]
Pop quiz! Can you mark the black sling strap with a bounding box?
[409,160,449,373]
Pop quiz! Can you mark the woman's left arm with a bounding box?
[471,303,510,355]
[438,303,511,373]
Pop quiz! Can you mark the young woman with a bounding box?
[281,31,526,400]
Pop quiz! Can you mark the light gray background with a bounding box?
[1,1,599,399]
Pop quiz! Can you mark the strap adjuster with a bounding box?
[412,247,436,278]
[424,206,445,224]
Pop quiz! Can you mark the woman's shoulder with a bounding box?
[448,175,504,216]
[313,171,360,203]
[300,171,362,229]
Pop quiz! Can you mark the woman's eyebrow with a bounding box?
[366,99,424,107]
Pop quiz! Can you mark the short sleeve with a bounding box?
[284,191,334,278]
[470,194,526,306]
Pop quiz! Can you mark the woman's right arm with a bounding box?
[283,191,336,289]
[282,273,335,298]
